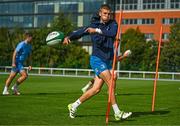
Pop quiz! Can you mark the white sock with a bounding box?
[112,104,120,114]
[72,99,81,109]
[83,83,91,90]
[3,86,8,92]
[13,83,18,88]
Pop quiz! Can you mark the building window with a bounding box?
[0,16,33,28]
[142,18,155,25]
[60,2,78,13]
[170,0,180,9]
[143,0,165,10]
[0,2,33,14]
[130,19,133,24]
[122,19,129,24]
[162,18,180,25]
[170,18,174,24]
[122,18,154,25]
[145,33,154,40]
[162,18,169,24]
[37,4,54,13]
[84,1,102,12]
[37,15,54,27]
[162,33,169,40]
[117,0,138,10]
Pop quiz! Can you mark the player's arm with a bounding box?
[12,42,23,67]
[117,50,132,62]
[99,22,118,37]
[27,54,32,71]
[117,55,123,62]
[86,21,118,38]
[63,27,89,45]
[117,55,127,62]
[12,50,17,67]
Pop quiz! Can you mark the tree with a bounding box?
[0,28,11,65]
[58,44,89,68]
[160,22,180,72]
[142,40,158,71]
[0,13,90,68]
[0,27,24,66]
[30,13,90,68]
[120,28,146,70]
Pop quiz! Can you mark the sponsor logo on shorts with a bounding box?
[101,64,105,69]
[95,68,99,73]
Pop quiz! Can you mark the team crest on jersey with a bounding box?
[101,64,105,69]
[95,68,99,73]
[106,26,110,30]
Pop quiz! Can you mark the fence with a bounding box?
[0,66,180,81]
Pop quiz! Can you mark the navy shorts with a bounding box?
[90,56,112,76]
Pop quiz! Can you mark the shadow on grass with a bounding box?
[109,110,170,123]
[117,93,151,96]
[77,110,169,119]
[132,110,170,117]
[100,92,151,96]
[22,92,81,96]
[77,114,105,118]
[13,92,151,97]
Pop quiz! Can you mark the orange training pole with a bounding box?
[106,10,123,124]
[152,25,163,112]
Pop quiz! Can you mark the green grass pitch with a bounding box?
[0,75,179,125]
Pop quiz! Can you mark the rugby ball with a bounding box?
[123,50,132,57]
[46,31,64,46]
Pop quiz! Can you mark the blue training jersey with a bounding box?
[68,17,118,62]
[15,41,32,63]
[90,20,118,61]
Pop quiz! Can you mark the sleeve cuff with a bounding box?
[95,28,102,34]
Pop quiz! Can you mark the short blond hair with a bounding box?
[100,4,111,11]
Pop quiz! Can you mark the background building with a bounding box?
[0,0,107,29]
[0,0,179,53]
[115,0,180,41]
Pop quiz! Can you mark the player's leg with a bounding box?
[99,70,132,120]
[11,68,28,95]
[68,76,104,118]
[79,76,104,102]
[83,71,117,94]
[112,70,117,95]
[81,78,95,93]
[106,70,117,95]
[2,71,17,95]
[99,70,116,104]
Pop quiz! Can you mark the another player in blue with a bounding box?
[63,4,132,121]
[2,32,33,95]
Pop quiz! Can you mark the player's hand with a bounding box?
[123,53,128,58]
[123,50,132,57]
[28,66,32,71]
[12,63,16,68]
[63,37,71,45]
[117,55,124,62]
[85,28,96,34]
